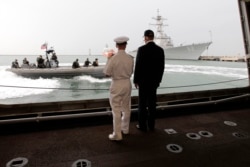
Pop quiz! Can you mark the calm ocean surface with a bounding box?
[0,54,248,104]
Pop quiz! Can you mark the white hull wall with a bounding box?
[165,42,211,60]
[130,42,211,60]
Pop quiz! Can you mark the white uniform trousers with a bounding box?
[109,79,132,135]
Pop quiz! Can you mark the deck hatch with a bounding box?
[198,130,213,138]
[224,121,237,126]
[72,159,91,167]
[164,128,177,134]
[186,132,201,140]
[232,132,249,139]
[166,144,183,153]
[6,157,28,167]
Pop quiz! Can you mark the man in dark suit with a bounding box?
[133,29,165,131]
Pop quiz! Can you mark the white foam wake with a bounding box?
[165,64,248,78]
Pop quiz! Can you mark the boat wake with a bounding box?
[0,67,60,99]
[165,64,247,79]
[0,66,110,100]
[0,63,247,101]
[77,75,110,83]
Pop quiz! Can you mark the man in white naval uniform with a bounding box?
[103,36,134,141]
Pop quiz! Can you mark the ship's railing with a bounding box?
[0,86,249,124]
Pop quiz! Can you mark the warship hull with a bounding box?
[164,42,212,60]
[130,42,211,60]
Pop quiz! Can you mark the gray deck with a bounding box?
[0,99,249,167]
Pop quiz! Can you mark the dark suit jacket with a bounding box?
[133,41,165,87]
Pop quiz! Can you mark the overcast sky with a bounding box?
[0,0,245,56]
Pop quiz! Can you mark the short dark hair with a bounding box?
[144,29,154,37]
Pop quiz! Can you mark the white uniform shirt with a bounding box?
[104,50,134,80]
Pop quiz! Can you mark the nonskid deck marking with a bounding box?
[224,121,237,126]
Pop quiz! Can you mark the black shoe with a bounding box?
[136,124,147,132]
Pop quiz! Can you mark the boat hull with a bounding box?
[6,65,106,79]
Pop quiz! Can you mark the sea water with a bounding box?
[0,55,248,104]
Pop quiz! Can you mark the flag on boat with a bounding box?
[41,43,47,50]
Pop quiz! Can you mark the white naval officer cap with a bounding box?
[114,36,129,44]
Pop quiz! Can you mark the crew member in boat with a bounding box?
[92,58,99,66]
[84,58,91,67]
[11,59,20,68]
[21,57,31,68]
[72,59,80,68]
[37,55,46,68]
[51,52,59,67]
[46,47,54,54]
[45,56,51,68]
[23,57,29,65]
